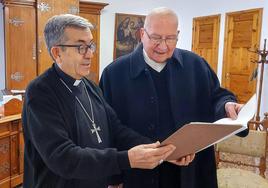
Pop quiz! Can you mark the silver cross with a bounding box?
[91,123,102,143]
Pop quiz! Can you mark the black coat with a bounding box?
[22,64,148,188]
[100,44,237,188]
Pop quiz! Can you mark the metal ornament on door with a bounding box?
[11,72,24,82]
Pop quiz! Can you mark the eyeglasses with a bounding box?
[144,29,178,46]
[56,42,96,55]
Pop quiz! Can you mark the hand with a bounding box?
[168,153,195,166]
[225,102,244,120]
[108,183,123,188]
[128,141,176,169]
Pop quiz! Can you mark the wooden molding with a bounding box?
[79,1,108,15]
[1,0,35,6]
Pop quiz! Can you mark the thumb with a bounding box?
[143,141,160,149]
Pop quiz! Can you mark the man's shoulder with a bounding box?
[105,53,132,72]
[173,48,207,67]
[175,48,202,59]
[26,66,56,96]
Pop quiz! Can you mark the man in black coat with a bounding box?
[100,7,244,188]
[22,14,176,188]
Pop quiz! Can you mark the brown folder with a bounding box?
[161,94,256,160]
[161,123,246,160]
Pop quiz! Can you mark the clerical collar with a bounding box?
[54,63,82,89]
[143,49,167,72]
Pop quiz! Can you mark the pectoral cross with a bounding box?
[91,123,102,143]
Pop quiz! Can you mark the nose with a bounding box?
[157,39,168,50]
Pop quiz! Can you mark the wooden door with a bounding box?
[222,9,262,103]
[192,14,220,73]
[4,3,37,89]
[37,0,79,74]
[79,1,108,84]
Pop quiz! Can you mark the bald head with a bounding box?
[144,7,178,30]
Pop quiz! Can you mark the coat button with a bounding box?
[150,96,155,103]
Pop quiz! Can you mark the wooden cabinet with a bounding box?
[0,114,23,188]
[1,0,108,89]
[37,0,79,75]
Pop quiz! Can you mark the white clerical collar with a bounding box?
[143,49,167,72]
[73,80,82,86]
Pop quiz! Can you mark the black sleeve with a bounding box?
[23,85,131,181]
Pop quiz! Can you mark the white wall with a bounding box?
[0,4,5,90]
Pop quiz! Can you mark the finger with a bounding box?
[190,154,195,162]
[185,155,191,164]
[161,144,176,158]
[142,147,174,166]
[149,144,176,157]
[226,104,237,119]
[178,157,186,165]
[143,141,160,149]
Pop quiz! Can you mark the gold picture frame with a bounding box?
[113,13,145,59]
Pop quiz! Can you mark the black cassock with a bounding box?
[99,44,248,188]
[22,63,148,188]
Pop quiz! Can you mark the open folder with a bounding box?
[161,94,256,160]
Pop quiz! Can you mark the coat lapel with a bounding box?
[166,50,188,129]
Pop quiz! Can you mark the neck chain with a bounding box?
[60,78,102,143]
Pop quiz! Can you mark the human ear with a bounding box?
[51,47,61,62]
[140,28,146,42]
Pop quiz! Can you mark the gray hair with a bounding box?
[144,7,178,30]
[44,14,94,57]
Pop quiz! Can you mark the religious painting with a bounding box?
[113,13,145,59]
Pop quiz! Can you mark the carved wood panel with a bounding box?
[4,4,37,90]
[0,137,10,181]
[192,14,221,73]
[37,0,79,75]
[0,115,22,188]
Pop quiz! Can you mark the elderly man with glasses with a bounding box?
[100,7,244,188]
[22,14,176,188]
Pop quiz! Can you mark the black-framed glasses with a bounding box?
[144,29,178,46]
[56,42,96,55]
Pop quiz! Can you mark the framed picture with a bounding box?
[113,13,145,59]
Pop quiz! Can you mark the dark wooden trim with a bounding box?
[1,0,35,6]
[79,1,108,15]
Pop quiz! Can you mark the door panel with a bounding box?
[5,5,37,89]
[192,14,220,73]
[222,9,262,103]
